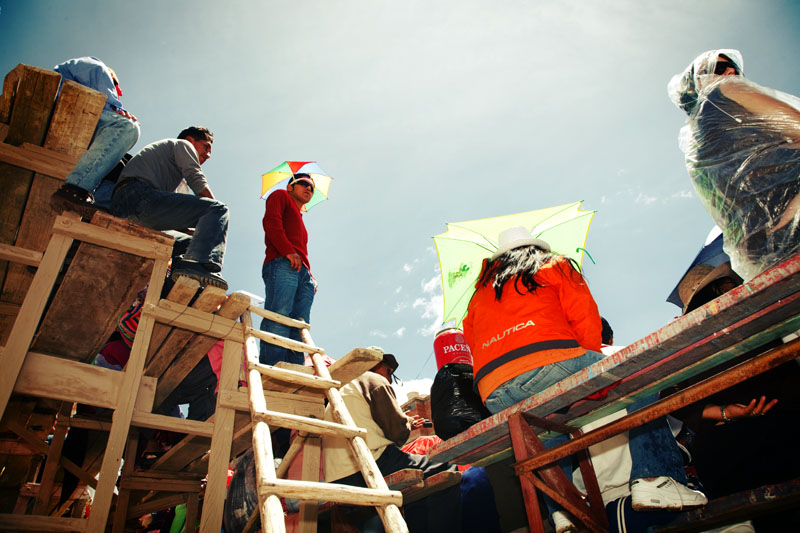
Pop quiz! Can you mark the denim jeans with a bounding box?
[484,351,685,517]
[66,110,140,192]
[110,181,228,269]
[259,257,315,365]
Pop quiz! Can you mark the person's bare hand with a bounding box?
[114,108,138,122]
[286,253,302,271]
[726,396,778,420]
[408,414,426,429]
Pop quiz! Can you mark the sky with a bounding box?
[2,0,799,399]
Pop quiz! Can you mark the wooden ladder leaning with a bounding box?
[242,307,409,533]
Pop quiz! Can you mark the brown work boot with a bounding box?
[51,184,106,218]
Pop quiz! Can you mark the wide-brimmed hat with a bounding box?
[367,346,399,373]
[678,261,741,314]
[490,226,551,260]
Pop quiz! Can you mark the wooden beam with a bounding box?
[52,215,173,260]
[0,243,43,266]
[259,479,402,507]
[144,298,244,343]
[130,410,214,438]
[0,514,86,532]
[250,360,340,390]
[248,327,324,355]
[0,140,77,179]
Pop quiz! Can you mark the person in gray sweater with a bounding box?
[110,126,229,289]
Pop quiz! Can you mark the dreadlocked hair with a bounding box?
[476,245,583,301]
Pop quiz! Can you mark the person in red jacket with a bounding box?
[260,174,317,364]
[463,227,706,532]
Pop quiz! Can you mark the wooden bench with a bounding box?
[428,254,800,531]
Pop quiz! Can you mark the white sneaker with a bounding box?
[703,520,755,533]
[552,510,578,533]
[630,476,708,511]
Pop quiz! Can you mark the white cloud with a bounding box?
[635,192,658,205]
[670,189,693,199]
[369,329,388,338]
[600,195,607,204]
[394,327,406,337]
[394,301,408,313]
[393,378,433,404]
[403,263,413,272]
[395,286,403,293]
[413,294,444,336]
[421,275,441,294]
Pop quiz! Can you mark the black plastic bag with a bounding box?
[223,449,259,532]
[430,362,491,440]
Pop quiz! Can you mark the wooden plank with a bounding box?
[14,352,122,409]
[119,477,202,493]
[249,305,310,329]
[0,242,42,266]
[402,471,462,505]
[428,256,800,465]
[0,141,76,179]
[384,469,424,491]
[0,63,24,123]
[32,403,72,514]
[0,80,105,339]
[220,388,324,417]
[126,494,186,520]
[0,514,86,532]
[32,214,173,361]
[144,286,227,378]
[0,232,72,417]
[328,347,383,386]
[85,257,168,533]
[198,338,242,533]
[111,434,139,533]
[249,326,325,355]
[154,293,249,410]
[0,65,61,307]
[130,410,214,438]
[145,277,200,368]
[51,214,174,259]
[145,297,245,344]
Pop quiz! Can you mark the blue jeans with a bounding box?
[66,110,139,192]
[259,258,315,365]
[110,181,228,269]
[485,351,685,516]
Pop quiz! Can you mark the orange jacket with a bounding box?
[463,257,602,401]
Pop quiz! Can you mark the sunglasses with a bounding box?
[714,60,739,75]
[292,180,314,191]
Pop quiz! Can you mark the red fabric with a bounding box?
[402,436,470,472]
[263,188,309,269]
[207,340,224,393]
[100,339,132,367]
[464,256,602,401]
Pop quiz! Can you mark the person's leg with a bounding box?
[64,111,140,192]
[286,266,316,361]
[260,258,301,365]
[183,200,228,271]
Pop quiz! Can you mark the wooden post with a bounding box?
[32,402,72,515]
[85,257,168,533]
[198,333,244,533]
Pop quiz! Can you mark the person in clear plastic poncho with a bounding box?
[668,49,800,280]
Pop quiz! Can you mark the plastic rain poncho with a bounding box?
[668,49,800,280]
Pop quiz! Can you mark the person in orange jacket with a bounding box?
[463,226,706,533]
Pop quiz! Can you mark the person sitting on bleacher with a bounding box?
[463,227,707,533]
[51,57,140,217]
[321,347,461,531]
[110,126,229,290]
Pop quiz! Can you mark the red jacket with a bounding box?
[263,189,309,269]
[463,257,602,401]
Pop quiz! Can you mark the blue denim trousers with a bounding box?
[66,110,140,192]
[110,181,228,269]
[485,351,685,517]
[259,258,315,365]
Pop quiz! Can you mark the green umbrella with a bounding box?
[433,201,596,327]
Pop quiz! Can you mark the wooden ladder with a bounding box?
[242,308,409,533]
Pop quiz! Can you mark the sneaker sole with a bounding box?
[171,271,228,291]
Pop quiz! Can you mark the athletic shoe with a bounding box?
[702,520,755,533]
[552,511,578,533]
[171,260,228,290]
[631,476,708,511]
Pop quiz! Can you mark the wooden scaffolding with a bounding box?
[0,63,411,532]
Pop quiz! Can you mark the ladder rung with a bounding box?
[248,306,311,329]
[250,361,339,389]
[247,327,325,355]
[253,410,367,439]
[259,479,402,507]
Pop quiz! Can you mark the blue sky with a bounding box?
[3,1,799,396]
